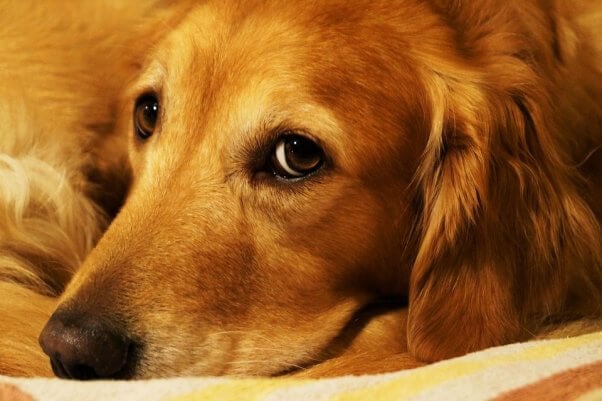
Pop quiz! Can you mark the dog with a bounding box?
[0,0,601,379]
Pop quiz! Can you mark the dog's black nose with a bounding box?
[38,312,132,380]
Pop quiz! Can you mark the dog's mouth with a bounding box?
[112,342,142,380]
[117,297,407,380]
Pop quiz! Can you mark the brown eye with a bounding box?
[271,134,324,179]
[134,95,159,140]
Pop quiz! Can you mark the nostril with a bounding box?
[69,364,100,381]
[50,358,67,378]
[39,312,133,380]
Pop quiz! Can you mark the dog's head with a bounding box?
[39,0,602,379]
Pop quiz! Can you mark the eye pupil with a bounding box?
[143,103,158,124]
[285,138,322,171]
[272,134,323,179]
[134,95,159,140]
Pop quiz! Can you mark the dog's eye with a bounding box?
[271,134,324,179]
[134,95,159,140]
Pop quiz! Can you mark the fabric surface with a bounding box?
[1,331,601,401]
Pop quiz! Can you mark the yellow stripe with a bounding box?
[575,388,602,401]
[167,332,602,401]
[333,332,602,401]
[167,378,307,401]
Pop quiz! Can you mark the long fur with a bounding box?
[408,0,602,360]
[0,92,105,294]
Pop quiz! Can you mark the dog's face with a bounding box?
[50,2,430,378]
[41,0,600,380]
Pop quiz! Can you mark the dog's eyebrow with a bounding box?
[127,61,167,98]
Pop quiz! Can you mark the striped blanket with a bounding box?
[1,331,601,401]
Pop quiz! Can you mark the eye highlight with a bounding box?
[270,133,324,179]
[134,94,160,140]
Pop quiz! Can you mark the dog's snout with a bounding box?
[38,312,132,380]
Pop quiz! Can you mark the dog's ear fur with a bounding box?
[407,3,602,361]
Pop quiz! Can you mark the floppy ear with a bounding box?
[406,55,602,361]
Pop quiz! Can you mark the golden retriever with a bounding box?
[0,0,601,379]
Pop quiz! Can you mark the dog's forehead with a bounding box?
[160,4,306,66]
[140,0,429,178]
[148,4,315,112]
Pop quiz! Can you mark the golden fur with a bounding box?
[0,0,601,378]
